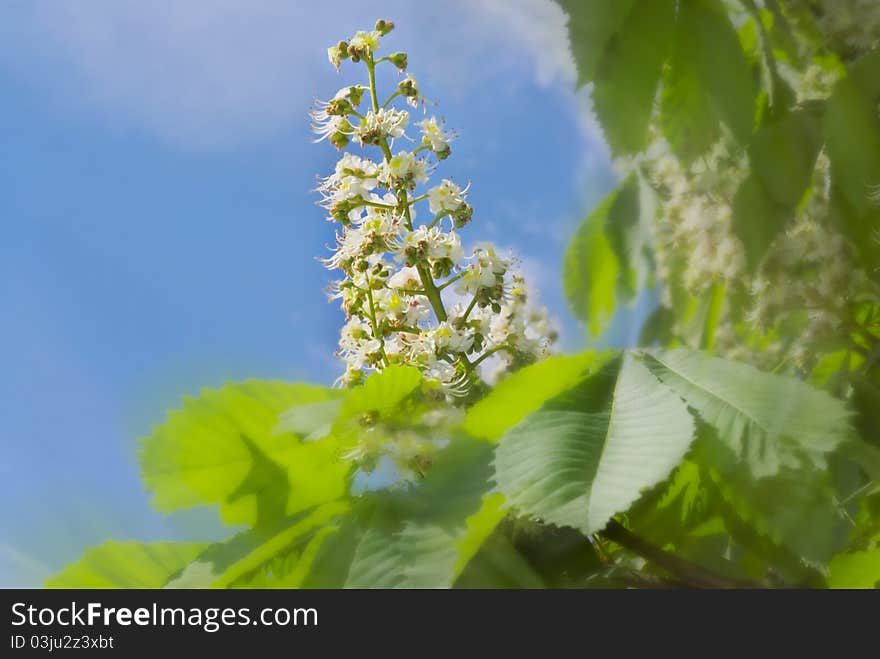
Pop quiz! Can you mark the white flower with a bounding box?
[418,117,453,153]
[398,74,420,107]
[356,108,409,144]
[378,151,428,187]
[374,289,430,326]
[357,204,404,237]
[314,22,557,392]
[349,30,382,56]
[398,226,464,262]
[487,312,512,345]
[455,245,509,295]
[387,265,422,290]
[427,179,466,214]
[430,321,474,353]
[339,317,372,350]
[310,113,348,143]
[324,225,376,269]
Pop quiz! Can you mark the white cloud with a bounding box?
[0,0,603,151]
[468,0,577,87]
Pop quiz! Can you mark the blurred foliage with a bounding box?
[53,2,880,588]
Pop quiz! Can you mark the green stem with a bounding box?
[428,210,450,229]
[472,345,504,367]
[461,296,478,322]
[360,200,396,210]
[382,91,401,109]
[364,278,388,367]
[600,519,763,589]
[438,272,464,291]
[366,56,380,112]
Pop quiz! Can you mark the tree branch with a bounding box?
[600,519,763,589]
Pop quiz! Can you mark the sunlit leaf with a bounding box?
[463,351,614,441]
[47,541,207,589]
[166,501,351,588]
[139,380,350,527]
[828,549,880,588]
[494,353,695,535]
[339,365,422,419]
[644,349,853,478]
[275,399,344,441]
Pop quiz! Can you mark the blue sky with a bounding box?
[0,0,631,586]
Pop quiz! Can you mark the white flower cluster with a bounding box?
[781,0,880,58]
[631,123,875,371]
[314,21,555,394]
[744,154,870,369]
[639,133,748,299]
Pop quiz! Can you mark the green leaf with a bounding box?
[828,549,880,588]
[638,304,676,347]
[709,456,848,568]
[166,501,350,588]
[661,33,720,162]
[139,380,350,527]
[851,374,880,447]
[46,541,207,589]
[558,0,637,85]
[275,399,343,441]
[662,0,757,161]
[330,505,406,588]
[731,174,790,271]
[338,364,422,420]
[453,529,546,589]
[494,353,695,535]
[564,183,632,338]
[733,106,822,269]
[592,0,675,155]
[305,438,506,588]
[462,351,614,441]
[395,439,506,587]
[825,50,880,217]
[508,522,603,587]
[604,173,647,299]
[750,105,822,207]
[644,349,853,478]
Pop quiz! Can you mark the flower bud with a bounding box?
[326,97,354,116]
[398,75,417,98]
[472,333,484,352]
[375,19,395,35]
[388,51,408,71]
[347,85,365,107]
[329,131,350,150]
[327,41,350,70]
[452,203,472,229]
[431,258,454,278]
